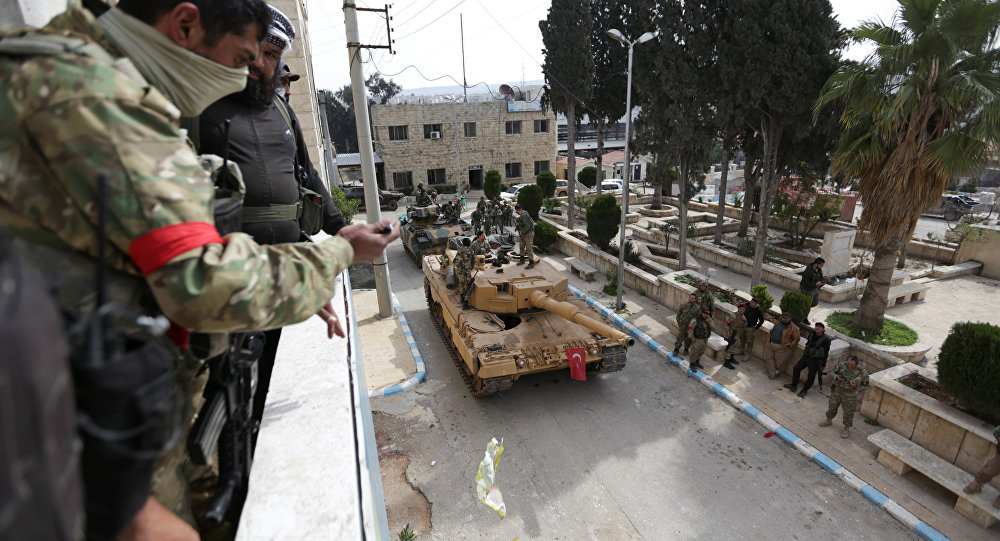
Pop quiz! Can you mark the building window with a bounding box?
[392,171,413,188]
[533,161,550,177]
[427,168,447,184]
[464,122,477,137]
[505,120,522,135]
[534,119,549,133]
[423,124,443,139]
[388,125,408,141]
[505,162,522,179]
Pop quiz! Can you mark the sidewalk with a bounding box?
[543,252,994,541]
[353,289,424,396]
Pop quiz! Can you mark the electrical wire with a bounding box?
[366,50,503,100]
[393,0,442,27]
[397,0,470,40]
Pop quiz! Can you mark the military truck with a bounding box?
[423,251,634,396]
[399,203,474,265]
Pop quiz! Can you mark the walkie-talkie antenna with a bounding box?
[96,173,108,308]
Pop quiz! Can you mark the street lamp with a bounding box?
[608,29,657,312]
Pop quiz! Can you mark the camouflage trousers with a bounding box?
[825,385,860,427]
[974,453,1000,485]
[732,327,752,356]
[519,231,534,260]
[456,268,471,299]
[689,337,708,366]
[675,320,694,351]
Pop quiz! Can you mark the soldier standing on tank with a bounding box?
[415,183,432,206]
[673,294,700,356]
[515,204,536,268]
[472,232,490,256]
[819,355,869,438]
[688,309,713,372]
[455,237,475,310]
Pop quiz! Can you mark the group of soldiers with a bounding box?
[471,196,515,236]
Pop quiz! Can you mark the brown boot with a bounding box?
[819,418,833,427]
[840,426,851,439]
[963,480,984,494]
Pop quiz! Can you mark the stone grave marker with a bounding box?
[821,229,856,277]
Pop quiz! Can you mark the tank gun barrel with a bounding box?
[528,291,635,347]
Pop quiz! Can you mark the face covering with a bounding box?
[98,8,249,116]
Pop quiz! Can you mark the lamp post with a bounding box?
[608,28,657,311]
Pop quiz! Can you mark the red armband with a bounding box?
[129,222,223,276]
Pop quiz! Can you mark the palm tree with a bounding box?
[815,0,1000,330]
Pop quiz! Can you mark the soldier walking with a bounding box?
[819,355,869,438]
[784,322,832,397]
[963,425,1000,509]
[515,204,535,268]
[799,257,825,324]
[688,309,713,372]
[673,294,700,356]
[455,237,476,310]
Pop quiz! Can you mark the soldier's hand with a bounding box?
[316,301,345,339]
[337,219,400,263]
[117,497,198,541]
[850,380,857,388]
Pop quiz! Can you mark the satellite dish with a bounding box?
[499,84,515,101]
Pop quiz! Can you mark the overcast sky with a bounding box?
[308,0,902,93]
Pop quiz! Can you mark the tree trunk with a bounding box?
[738,169,757,237]
[566,101,577,230]
[652,180,663,209]
[713,146,731,245]
[853,241,897,330]
[750,118,782,288]
[895,238,908,269]
[595,119,604,196]
[678,159,689,271]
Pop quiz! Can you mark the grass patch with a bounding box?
[825,311,918,347]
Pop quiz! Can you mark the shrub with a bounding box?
[736,237,775,262]
[436,184,458,194]
[825,311,918,346]
[602,268,618,296]
[517,184,544,219]
[779,291,812,324]
[399,186,414,197]
[586,194,620,250]
[536,170,557,198]
[750,285,774,313]
[610,240,642,266]
[329,185,360,224]
[578,165,598,188]
[484,170,504,199]
[542,197,563,213]
[937,322,1000,423]
[959,177,979,193]
[533,221,558,251]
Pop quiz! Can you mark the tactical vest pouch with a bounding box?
[299,185,324,235]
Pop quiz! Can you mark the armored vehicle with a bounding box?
[423,252,635,396]
[400,203,474,265]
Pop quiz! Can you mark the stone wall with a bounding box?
[371,102,557,190]
[954,223,1000,279]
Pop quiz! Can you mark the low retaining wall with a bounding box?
[860,363,999,490]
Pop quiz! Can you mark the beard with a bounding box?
[239,66,280,106]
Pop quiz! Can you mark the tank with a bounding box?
[423,251,635,396]
[399,203,475,265]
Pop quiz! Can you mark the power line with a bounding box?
[394,0,442,27]
[366,50,502,100]
[397,0,470,40]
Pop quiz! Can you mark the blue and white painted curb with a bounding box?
[567,284,950,541]
[369,293,427,398]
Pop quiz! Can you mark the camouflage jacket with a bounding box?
[726,312,747,334]
[694,289,715,314]
[516,211,534,235]
[454,247,474,274]
[832,361,869,394]
[677,302,699,327]
[471,238,490,255]
[0,6,353,333]
[692,317,712,340]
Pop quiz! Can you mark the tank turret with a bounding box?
[400,203,473,265]
[423,252,632,396]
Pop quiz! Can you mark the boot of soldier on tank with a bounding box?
[516,255,525,265]
[963,480,983,494]
[525,260,535,269]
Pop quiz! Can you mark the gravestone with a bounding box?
[821,229,856,277]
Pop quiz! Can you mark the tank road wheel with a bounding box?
[590,345,628,374]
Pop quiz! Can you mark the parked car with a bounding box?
[599,180,623,193]
[555,179,591,197]
[924,194,975,221]
[340,184,404,211]
[500,183,531,202]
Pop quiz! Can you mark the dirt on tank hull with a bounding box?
[399,203,474,265]
[423,252,634,396]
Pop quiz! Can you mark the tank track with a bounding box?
[404,245,422,267]
[425,278,513,397]
[590,344,628,374]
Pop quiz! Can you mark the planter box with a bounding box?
[860,363,999,490]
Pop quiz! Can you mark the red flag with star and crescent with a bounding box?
[567,347,587,381]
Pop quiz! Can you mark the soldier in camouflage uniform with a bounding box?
[673,294,700,356]
[471,207,484,234]
[491,200,504,234]
[694,280,715,315]
[477,196,488,212]
[0,1,398,538]
[471,232,490,256]
[722,303,748,369]
[688,309,713,371]
[415,183,432,206]
[515,204,535,268]
[819,355,869,438]
[455,237,475,309]
[502,201,514,228]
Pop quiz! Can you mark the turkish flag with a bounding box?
[567,347,587,381]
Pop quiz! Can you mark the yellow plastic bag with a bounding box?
[475,437,506,518]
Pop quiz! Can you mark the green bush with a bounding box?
[484,170,504,199]
[736,236,775,262]
[602,268,618,296]
[536,170,557,198]
[779,291,812,324]
[610,240,642,266]
[959,177,979,193]
[399,186,414,197]
[436,183,458,194]
[534,221,558,251]
[825,311,918,346]
[750,284,774,313]
[517,184,544,219]
[329,185,360,224]
[586,194,620,250]
[578,165,598,188]
[542,197,563,213]
[937,322,1000,423]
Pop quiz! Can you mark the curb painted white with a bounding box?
[368,293,426,398]
[567,284,950,541]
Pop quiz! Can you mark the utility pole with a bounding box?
[448,98,462,201]
[344,0,393,317]
[460,14,467,103]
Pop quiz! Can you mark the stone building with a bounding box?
[370,101,557,190]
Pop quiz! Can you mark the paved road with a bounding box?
[374,239,916,540]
